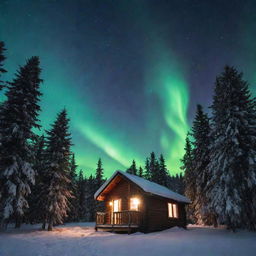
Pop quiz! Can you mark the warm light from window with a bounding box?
[109,201,113,206]
[168,203,178,218]
[130,198,140,211]
[173,204,178,218]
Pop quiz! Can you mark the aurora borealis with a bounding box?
[1,0,256,177]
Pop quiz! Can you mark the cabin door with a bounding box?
[112,199,121,224]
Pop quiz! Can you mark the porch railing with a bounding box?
[96,211,141,226]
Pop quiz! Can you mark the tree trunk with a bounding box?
[0,219,8,230]
[212,214,218,228]
[42,220,46,230]
[48,216,53,231]
[15,215,21,229]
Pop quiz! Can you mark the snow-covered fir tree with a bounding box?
[43,109,73,231]
[27,135,46,224]
[181,134,195,222]
[126,160,137,175]
[0,56,42,228]
[191,105,211,224]
[206,66,256,230]
[0,41,7,90]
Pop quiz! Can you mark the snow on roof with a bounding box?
[94,170,190,203]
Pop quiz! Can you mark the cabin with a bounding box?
[94,170,190,233]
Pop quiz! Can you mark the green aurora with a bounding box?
[0,1,191,177]
[4,1,255,177]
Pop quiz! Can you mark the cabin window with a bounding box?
[113,199,121,212]
[130,197,140,211]
[168,203,178,218]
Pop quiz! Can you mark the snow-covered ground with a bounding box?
[0,223,256,256]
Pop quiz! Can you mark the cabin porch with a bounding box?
[95,211,142,233]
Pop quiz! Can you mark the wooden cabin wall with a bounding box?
[97,174,188,232]
[144,195,187,232]
[104,177,147,225]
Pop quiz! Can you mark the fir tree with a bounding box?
[43,109,72,231]
[84,174,96,221]
[138,166,144,177]
[67,153,79,222]
[144,158,150,180]
[126,160,137,175]
[70,154,78,181]
[95,159,105,214]
[77,170,86,220]
[27,135,46,224]
[167,173,184,194]
[0,56,42,228]
[150,152,161,184]
[0,41,7,90]
[191,105,211,224]
[206,66,256,230]
[95,158,104,188]
[148,152,157,181]
[181,134,195,223]
[158,154,169,187]
[152,160,160,183]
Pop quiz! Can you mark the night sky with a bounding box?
[1,0,256,177]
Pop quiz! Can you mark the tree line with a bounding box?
[182,66,256,231]
[2,41,254,232]
[125,153,184,194]
[0,42,107,230]
[0,42,183,231]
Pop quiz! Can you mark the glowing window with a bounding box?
[168,203,178,218]
[130,198,140,211]
[113,199,121,212]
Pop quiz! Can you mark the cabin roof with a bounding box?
[94,170,190,203]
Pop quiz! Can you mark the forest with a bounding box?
[0,42,183,231]
[0,41,255,232]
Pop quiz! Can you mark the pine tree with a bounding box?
[138,166,144,177]
[181,134,195,223]
[0,41,7,90]
[84,174,96,221]
[0,56,42,228]
[150,152,162,184]
[148,152,157,181]
[167,174,184,194]
[191,105,211,224]
[152,159,160,183]
[144,158,150,180]
[158,154,169,187]
[70,154,78,181]
[206,66,256,230]
[95,159,105,214]
[77,170,86,220]
[126,160,137,175]
[95,158,104,188]
[43,109,72,231]
[27,135,46,224]
[67,153,79,222]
